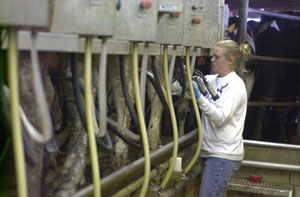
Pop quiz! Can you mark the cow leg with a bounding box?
[177,98,189,137]
[147,56,163,151]
[107,55,130,170]
[19,52,57,197]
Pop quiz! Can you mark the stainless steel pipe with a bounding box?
[244,140,300,151]
[74,129,198,197]
[161,165,201,197]
[248,101,300,107]
[249,55,300,64]
[242,160,300,172]
[248,8,300,22]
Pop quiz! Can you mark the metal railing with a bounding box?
[244,140,300,151]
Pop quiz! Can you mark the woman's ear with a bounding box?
[228,56,234,66]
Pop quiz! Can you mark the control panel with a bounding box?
[113,0,158,42]
[182,0,206,47]
[155,0,184,45]
[0,0,48,27]
[51,0,116,36]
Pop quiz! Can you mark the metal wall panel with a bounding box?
[182,0,206,47]
[113,0,158,42]
[51,0,115,36]
[0,0,48,27]
[155,0,184,45]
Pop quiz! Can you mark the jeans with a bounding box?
[199,157,242,197]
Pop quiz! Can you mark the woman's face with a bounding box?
[211,46,232,77]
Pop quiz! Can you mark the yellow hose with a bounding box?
[84,37,101,197]
[184,47,203,174]
[160,45,179,190]
[132,42,151,196]
[8,28,28,197]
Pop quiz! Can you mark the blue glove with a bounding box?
[192,81,202,100]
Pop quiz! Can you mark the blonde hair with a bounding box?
[216,40,251,73]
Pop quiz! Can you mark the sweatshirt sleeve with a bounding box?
[197,82,243,127]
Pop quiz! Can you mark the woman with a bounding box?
[193,40,251,197]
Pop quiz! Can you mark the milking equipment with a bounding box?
[180,0,206,175]
[0,0,227,196]
[194,73,220,101]
[153,0,184,190]
[0,0,52,196]
[51,1,117,196]
[111,1,159,195]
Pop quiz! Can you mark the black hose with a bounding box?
[79,82,142,150]
[145,72,167,107]
[119,55,140,134]
[107,123,142,149]
[150,56,169,109]
[192,68,205,78]
[71,53,113,152]
[71,54,141,150]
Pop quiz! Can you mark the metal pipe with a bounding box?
[161,164,201,197]
[248,8,300,22]
[248,101,300,107]
[111,142,199,197]
[112,161,170,197]
[237,0,249,44]
[249,55,300,64]
[244,140,300,151]
[74,129,198,197]
[242,160,300,172]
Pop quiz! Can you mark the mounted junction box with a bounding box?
[182,0,206,47]
[113,0,158,42]
[202,0,221,48]
[0,0,48,27]
[51,0,115,36]
[155,0,184,45]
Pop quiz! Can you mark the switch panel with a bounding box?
[155,0,184,45]
[0,0,48,27]
[113,0,158,42]
[182,0,206,47]
[51,0,115,36]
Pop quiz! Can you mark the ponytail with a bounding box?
[239,43,251,73]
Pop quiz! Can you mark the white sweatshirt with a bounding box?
[197,72,247,161]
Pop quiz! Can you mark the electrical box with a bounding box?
[51,0,115,36]
[155,0,184,45]
[202,0,220,48]
[0,0,48,27]
[113,0,158,42]
[182,0,206,47]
